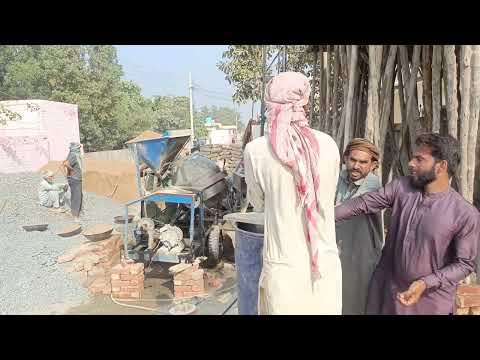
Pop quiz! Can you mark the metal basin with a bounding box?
[169,303,197,315]
[22,224,48,232]
[83,224,114,242]
[114,215,134,224]
[57,224,82,238]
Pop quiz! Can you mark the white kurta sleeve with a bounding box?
[243,145,265,212]
[314,139,341,277]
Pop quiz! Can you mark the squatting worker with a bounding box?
[335,134,480,315]
[244,71,342,315]
[336,138,384,315]
[63,142,83,222]
[38,171,68,212]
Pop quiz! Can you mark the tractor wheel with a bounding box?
[207,225,222,267]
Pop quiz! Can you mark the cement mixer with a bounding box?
[121,130,239,267]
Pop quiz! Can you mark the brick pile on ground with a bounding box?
[199,144,243,174]
[169,258,206,299]
[110,260,145,299]
[56,232,123,295]
[455,284,480,315]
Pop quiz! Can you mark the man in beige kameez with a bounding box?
[244,72,342,315]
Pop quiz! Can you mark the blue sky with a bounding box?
[115,45,256,123]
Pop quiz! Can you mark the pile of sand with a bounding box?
[39,158,139,204]
[125,130,163,144]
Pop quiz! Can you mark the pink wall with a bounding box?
[39,101,80,161]
[0,100,80,173]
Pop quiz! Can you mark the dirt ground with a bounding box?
[64,261,238,315]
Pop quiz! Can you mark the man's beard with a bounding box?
[410,167,437,189]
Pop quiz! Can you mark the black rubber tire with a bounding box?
[207,225,222,267]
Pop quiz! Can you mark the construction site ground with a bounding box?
[1,171,238,315]
[65,261,238,315]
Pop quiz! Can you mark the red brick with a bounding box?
[87,267,105,279]
[111,280,129,288]
[457,285,480,296]
[129,292,141,299]
[455,307,470,315]
[183,291,202,297]
[102,287,112,295]
[129,279,144,286]
[111,287,121,292]
[191,285,204,292]
[175,271,194,281]
[57,253,75,264]
[456,294,480,308]
[111,273,121,280]
[191,269,204,280]
[120,274,136,281]
[175,285,192,292]
[471,306,480,315]
[174,280,184,286]
[130,263,144,275]
[73,262,84,272]
[111,264,125,274]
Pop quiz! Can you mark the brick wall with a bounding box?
[199,144,243,174]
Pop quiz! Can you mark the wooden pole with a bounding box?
[444,45,459,138]
[343,45,358,152]
[459,45,472,197]
[432,45,443,133]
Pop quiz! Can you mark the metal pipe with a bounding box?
[123,205,130,260]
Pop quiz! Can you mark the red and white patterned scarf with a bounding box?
[265,72,322,278]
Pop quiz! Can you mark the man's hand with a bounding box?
[397,280,427,306]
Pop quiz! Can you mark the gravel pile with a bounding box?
[0,172,126,314]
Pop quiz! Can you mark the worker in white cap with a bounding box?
[38,171,68,212]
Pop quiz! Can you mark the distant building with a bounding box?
[205,121,238,145]
[0,99,80,173]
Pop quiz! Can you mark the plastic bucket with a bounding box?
[234,222,264,315]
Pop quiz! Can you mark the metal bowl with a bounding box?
[114,215,134,224]
[83,224,114,242]
[169,303,197,315]
[22,224,48,232]
[56,224,82,238]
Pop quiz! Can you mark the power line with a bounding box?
[195,92,233,103]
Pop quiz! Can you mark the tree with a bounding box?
[217,45,312,104]
[0,45,153,152]
[151,95,190,131]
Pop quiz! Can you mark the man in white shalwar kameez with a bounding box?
[244,72,342,315]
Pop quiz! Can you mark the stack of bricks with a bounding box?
[57,232,123,295]
[110,260,145,299]
[169,259,206,299]
[455,284,480,315]
[199,144,243,175]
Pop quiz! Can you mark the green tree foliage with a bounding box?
[0,45,245,151]
[217,45,313,104]
[0,45,152,152]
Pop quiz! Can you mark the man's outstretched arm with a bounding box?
[335,178,398,222]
